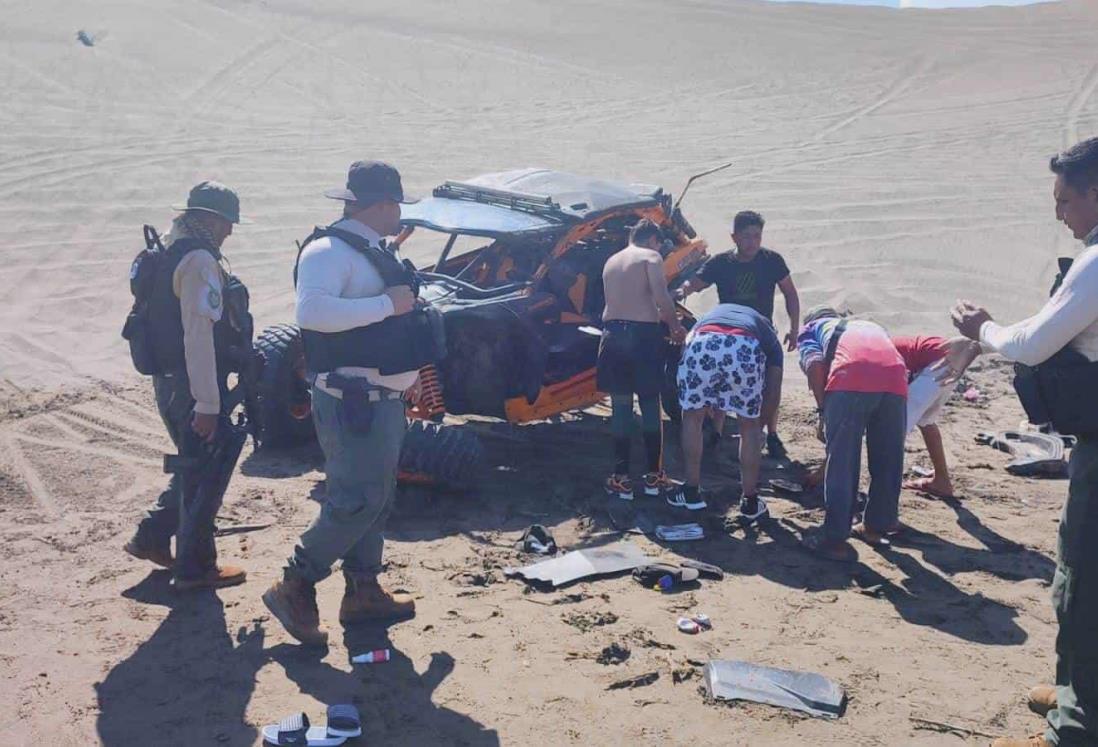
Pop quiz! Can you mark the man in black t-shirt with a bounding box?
[682,210,800,458]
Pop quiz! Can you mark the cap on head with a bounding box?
[180,180,242,224]
[803,305,843,327]
[324,161,418,205]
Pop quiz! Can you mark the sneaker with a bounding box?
[643,471,681,496]
[766,432,788,459]
[604,474,634,501]
[739,495,770,524]
[666,484,707,511]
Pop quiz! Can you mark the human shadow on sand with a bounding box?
[96,572,264,747]
[267,621,499,746]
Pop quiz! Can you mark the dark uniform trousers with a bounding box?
[1047,437,1098,745]
[134,373,223,580]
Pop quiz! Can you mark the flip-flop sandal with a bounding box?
[632,564,700,588]
[262,713,348,747]
[516,524,558,555]
[326,704,362,739]
[681,559,724,580]
[677,616,701,634]
[851,524,891,547]
[801,533,857,563]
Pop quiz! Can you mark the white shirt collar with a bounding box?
[1085,224,1098,247]
[333,218,383,248]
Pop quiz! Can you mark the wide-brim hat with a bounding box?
[173,180,250,224]
[324,160,418,205]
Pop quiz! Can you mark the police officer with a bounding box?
[263,161,424,646]
[124,181,248,591]
[952,136,1098,747]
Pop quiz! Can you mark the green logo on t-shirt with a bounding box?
[734,272,757,301]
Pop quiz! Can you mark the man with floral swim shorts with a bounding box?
[671,303,784,522]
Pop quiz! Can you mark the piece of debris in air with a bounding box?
[975,430,1068,478]
[504,542,655,588]
[515,524,558,555]
[704,660,847,719]
[76,30,95,46]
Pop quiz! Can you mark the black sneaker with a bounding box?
[666,484,707,511]
[739,495,770,524]
[766,432,788,459]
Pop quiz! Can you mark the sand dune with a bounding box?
[1,0,1095,387]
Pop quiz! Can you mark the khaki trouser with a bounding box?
[286,385,407,583]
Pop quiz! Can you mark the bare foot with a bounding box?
[903,476,954,498]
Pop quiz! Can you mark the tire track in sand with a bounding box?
[1,433,58,519]
[1065,63,1098,146]
[807,57,935,144]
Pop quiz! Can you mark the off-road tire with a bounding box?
[255,323,316,448]
[399,420,483,489]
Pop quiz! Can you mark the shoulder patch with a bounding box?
[207,288,221,309]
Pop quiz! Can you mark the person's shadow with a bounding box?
[95,572,264,746]
[268,621,499,746]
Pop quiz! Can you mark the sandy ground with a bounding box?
[2,0,1098,744]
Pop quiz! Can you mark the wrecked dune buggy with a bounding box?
[254,167,726,486]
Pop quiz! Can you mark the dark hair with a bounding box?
[1050,137,1098,193]
[733,210,765,234]
[630,218,662,246]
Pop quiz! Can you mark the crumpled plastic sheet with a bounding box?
[504,543,655,587]
[704,660,847,719]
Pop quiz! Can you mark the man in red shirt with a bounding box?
[797,308,909,561]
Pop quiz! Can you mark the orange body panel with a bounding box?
[503,369,603,422]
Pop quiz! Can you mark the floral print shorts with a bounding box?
[676,331,766,418]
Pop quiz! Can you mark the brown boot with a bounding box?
[339,573,415,625]
[173,565,246,591]
[1027,685,1057,717]
[262,572,328,647]
[991,736,1049,747]
[124,537,174,569]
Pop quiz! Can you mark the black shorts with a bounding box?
[596,321,665,397]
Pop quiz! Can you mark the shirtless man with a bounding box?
[599,219,687,500]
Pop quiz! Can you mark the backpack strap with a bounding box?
[293,225,409,288]
[823,319,848,367]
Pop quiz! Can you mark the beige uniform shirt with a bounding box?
[172,249,225,415]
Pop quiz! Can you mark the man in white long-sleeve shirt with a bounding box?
[264,161,420,647]
[954,137,1098,747]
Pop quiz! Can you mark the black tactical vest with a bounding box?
[147,239,251,378]
[293,226,445,375]
[1012,255,1098,436]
